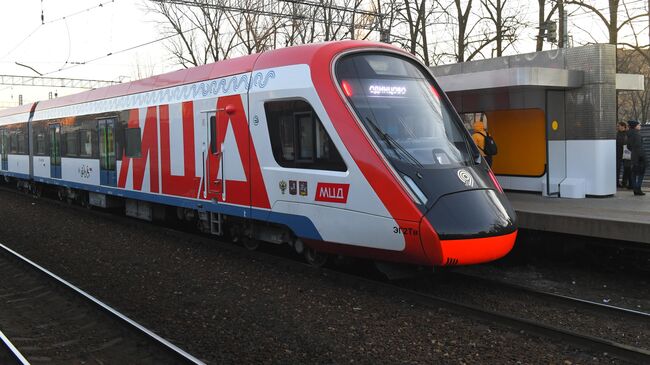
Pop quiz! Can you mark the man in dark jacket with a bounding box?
[627,120,646,196]
[616,122,627,187]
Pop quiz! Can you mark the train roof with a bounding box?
[0,40,399,120]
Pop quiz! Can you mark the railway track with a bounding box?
[137,225,650,364]
[394,277,650,364]
[447,270,650,319]
[2,185,650,363]
[0,329,28,365]
[0,243,204,365]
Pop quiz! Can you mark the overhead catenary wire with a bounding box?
[0,0,118,62]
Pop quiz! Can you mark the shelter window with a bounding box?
[264,100,346,172]
[124,127,142,158]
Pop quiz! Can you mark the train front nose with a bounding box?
[420,189,517,266]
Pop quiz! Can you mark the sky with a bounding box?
[0,0,647,108]
[0,0,173,106]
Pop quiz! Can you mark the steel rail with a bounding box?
[0,329,30,365]
[0,243,205,365]
[447,271,650,318]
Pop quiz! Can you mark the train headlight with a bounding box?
[402,175,428,205]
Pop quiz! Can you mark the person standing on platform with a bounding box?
[616,122,628,187]
[472,116,497,167]
[627,120,646,196]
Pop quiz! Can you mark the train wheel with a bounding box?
[57,188,66,201]
[242,238,260,251]
[304,247,328,267]
[80,193,92,210]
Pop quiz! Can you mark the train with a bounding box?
[0,40,517,270]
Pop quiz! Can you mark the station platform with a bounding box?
[507,191,650,245]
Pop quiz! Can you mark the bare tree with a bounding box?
[442,0,500,62]
[481,0,527,57]
[617,48,650,123]
[616,1,650,124]
[227,0,284,54]
[145,0,239,67]
[394,0,439,65]
[566,0,649,45]
[536,0,558,51]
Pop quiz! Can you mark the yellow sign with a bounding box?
[552,120,559,131]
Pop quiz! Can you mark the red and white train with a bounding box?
[0,41,517,268]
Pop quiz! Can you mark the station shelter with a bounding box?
[431,44,644,198]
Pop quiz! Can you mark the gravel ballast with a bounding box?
[0,188,628,364]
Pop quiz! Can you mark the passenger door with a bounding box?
[0,129,7,171]
[204,95,253,213]
[98,118,117,186]
[49,124,61,178]
[206,111,224,199]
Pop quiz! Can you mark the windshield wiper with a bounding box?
[365,117,423,168]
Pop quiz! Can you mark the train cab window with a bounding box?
[264,100,346,172]
[80,130,93,157]
[124,127,142,158]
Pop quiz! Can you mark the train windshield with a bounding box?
[335,53,474,168]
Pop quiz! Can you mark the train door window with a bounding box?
[264,100,346,171]
[50,125,61,166]
[80,130,93,157]
[99,120,116,170]
[35,131,47,155]
[124,127,141,158]
[209,115,217,154]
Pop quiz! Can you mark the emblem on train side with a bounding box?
[315,183,350,204]
[78,165,93,179]
[457,169,474,187]
[279,180,287,194]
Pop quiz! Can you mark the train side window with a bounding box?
[80,130,93,157]
[124,127,142,158]
[264,100,346,172]
[65,130,79,157]
[279,115,295,161]
[9,131,17,154]
[296,112,314,162]
[18,130,27,154]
